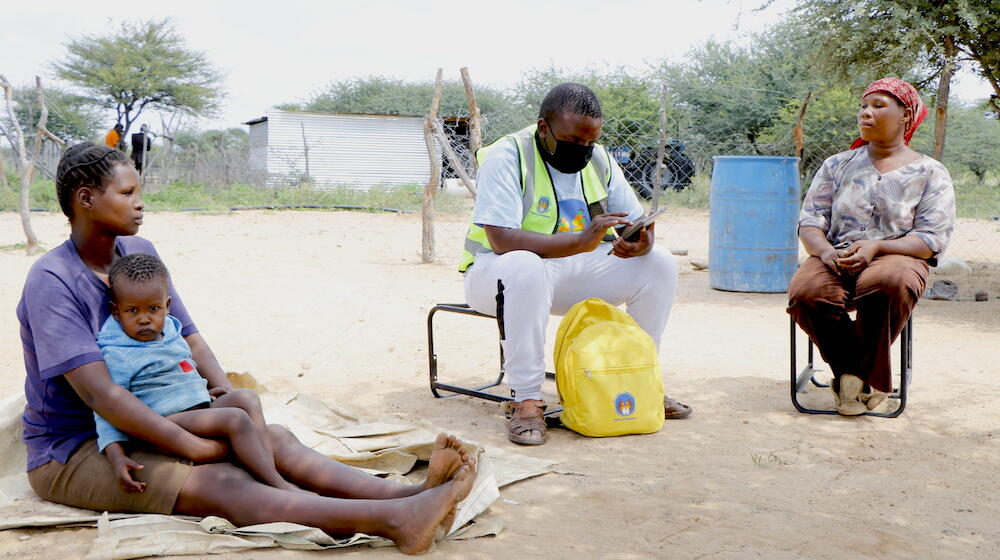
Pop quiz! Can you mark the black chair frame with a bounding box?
[790,315,912,418]
[427,303,556,403]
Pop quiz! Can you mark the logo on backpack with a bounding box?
[614,392,636,417]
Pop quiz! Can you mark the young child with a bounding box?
[96,253,297,493]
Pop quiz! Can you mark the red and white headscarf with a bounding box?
[850,77,928,150]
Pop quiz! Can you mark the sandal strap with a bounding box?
[508,415,545,434]
[503,400,546,419]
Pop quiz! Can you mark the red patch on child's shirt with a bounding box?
[179,360,195,372]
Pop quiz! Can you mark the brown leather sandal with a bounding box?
[505,400,547,445]
[664,396,693,419]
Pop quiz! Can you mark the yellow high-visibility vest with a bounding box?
[458,124,613,272]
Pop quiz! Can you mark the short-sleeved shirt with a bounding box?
[17,236,197,470]
[798,145,956,260]
[94,315,210,452]
[472,137,644,233]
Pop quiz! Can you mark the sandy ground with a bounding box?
[0,209,998,560]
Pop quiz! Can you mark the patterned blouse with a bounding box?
[799,145,956,260]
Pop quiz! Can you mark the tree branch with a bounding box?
[0,74,29,169]
[963,44,1000,111]
[430,119,476,198]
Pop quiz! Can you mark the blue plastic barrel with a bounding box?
[709,156,800,292]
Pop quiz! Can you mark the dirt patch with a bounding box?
[1,210,997,559]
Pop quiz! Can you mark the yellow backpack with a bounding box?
[554,298,665,437]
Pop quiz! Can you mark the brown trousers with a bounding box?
[787,254,928,392]
[28,439,191,514]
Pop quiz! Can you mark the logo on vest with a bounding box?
[534,196,551,215]
[614,392,636,418]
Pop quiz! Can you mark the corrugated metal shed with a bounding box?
[243,110,433,188]
[246,117,267,172]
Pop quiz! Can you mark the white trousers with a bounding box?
[463,244,678,402]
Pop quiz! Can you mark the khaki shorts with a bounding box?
[27,439,192,514]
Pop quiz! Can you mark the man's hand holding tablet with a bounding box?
[608,207,668,255]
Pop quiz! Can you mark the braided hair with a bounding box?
[108,253,169,300]
[538,83,603,122]
[55,142,131,219]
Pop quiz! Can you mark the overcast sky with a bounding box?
[2,0,992,133]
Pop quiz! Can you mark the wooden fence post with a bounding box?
[0,148,8,191]
[794,91,812,160]
[431,120,476,197]
[651,84,669,213]
[422,69,444,263]
[460,67,482,173]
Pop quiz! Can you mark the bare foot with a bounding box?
[433,505,457,542]
[391,463,475,555]
[423,433,467,490]
[434,456,478,542]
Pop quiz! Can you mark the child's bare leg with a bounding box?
[173,460,476,555]
[210,389,276,458]
[167,407,296,491]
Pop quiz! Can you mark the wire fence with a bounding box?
[437,96,999,272]
[24,78,991,272]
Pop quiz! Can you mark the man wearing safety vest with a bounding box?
[459,83,691,446]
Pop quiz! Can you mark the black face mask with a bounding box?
[537,121,594,174]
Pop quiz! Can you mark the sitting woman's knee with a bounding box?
[787,275,846,310]
[181,462,258,503]
[863,268,923,301]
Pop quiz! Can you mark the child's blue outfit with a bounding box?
[94,315,210,451]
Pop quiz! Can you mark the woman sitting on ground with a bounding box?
[787,78,955,416]
[18,142,474,555]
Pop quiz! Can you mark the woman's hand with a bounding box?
[66,362,232,462]
[820,247,846,274]
[610,222,655,258]
[837,240,882,274]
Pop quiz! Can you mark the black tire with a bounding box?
[640,150,695,196]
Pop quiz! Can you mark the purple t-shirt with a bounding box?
[17,236,197,470]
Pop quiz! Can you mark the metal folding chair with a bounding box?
[790,315,912,418]
[426,303,556,402]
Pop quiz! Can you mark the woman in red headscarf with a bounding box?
[787,78,956,415]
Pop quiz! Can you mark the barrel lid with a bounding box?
[712,156,800,161]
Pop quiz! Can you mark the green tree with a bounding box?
[173,127,248,155]
[53,18,223,140]
[652,36,801,157]
[279,75,523,143]
[913,99,1000,183]
[281,76,515,116]
[759,85,861,181]
[510,65,660,144]
[778,0,1000,159]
